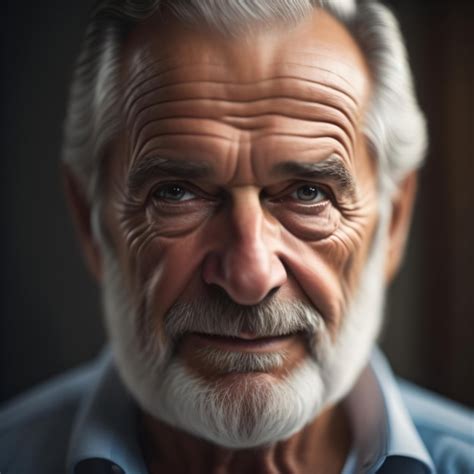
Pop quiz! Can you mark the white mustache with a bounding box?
[163,292,326,341]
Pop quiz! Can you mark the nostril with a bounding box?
[265,287,280,300]
[201,252,221,285]
[206,284,232,301]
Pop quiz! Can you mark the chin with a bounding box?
[149,357,327,448]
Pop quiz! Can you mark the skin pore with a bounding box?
[81,7,384,474]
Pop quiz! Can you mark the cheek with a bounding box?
[111,196,216,283]
[135,233,211,320]
[144,203,215,238]
[281,236,346,335]
[268,201,340,241]
[279,211,377,337]
[108,205,214,329]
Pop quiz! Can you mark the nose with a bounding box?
[202,189,287,305]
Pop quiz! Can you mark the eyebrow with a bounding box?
[127,154,356,198]
[127,156,212,194]
[272,155,356,199]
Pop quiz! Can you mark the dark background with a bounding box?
[1,1,473,407]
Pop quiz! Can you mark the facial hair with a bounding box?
[101,205,389,449]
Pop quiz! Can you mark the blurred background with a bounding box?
[1,0,473,407]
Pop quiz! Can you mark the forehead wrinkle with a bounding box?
[252,127,354,161]
[126,68,361,103]
[284,48,369,89]
[223,106,356,151]
[126,80,359,126]
[122,55,172,99]
[121,54,362,116]
[131,130,234,165]
[126,80,362,167]
[122,50,364,103]
[281,63,362,102]
[127,94,358,152]
[122,62,194,117]
[122,59,239,116]
[254,135,344,161]
[125,77,360,154]
[129,95,357,142]
[128,113,357,174]
[124,73,360,124]
[129,98,357,167]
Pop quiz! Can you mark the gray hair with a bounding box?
[62,0,427,201]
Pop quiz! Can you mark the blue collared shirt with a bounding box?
[0,348,472,473]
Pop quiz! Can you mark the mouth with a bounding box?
[187,331,299,352]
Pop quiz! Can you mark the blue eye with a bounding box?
[291,184,327,203]
[154,184,196,202]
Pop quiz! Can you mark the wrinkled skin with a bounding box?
[107,8,377,351]
[65,8,417,474]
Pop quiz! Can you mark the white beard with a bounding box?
[101,205,389,449]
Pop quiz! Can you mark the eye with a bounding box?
[290,184,328,203]
[152,183,197,202]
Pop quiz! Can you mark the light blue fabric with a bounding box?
[66,352,148,474]
[341,348,436,473]
[0,348,472,473]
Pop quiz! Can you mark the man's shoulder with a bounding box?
[397,378,474,472]
[0,361,99,474]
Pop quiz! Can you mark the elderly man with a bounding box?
[1,0,472,473]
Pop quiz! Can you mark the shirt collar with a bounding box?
[67,348,435,474]
[343,348,435,473]
[66,350,148,474]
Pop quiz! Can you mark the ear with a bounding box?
[384,171,418,284]
[62,164,103,283]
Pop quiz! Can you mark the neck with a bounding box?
[139,403,351,474]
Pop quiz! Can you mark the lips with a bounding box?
[188,332,297,352]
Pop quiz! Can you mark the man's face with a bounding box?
[98,9,382,446]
